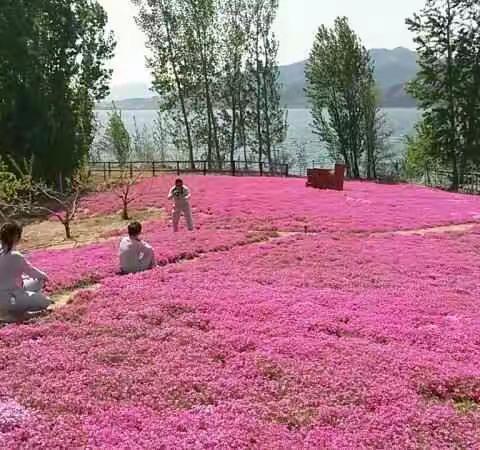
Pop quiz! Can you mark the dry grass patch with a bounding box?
[0,284,101,324]
[19,207,164,251]
[50,283,101,310]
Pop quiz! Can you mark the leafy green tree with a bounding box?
[103,104,131,167]
[404,121,438,182]
[134,0,196,167]
[152,112,170,161]
[245,0,287,170]
[132,117,157,161]
[0,158,21,205]
[133,0,285,169]
[305,17,387,179]
[218,0,251,167]
[362,86,392,179]
[407,0,480,189]
[0,0,115,183]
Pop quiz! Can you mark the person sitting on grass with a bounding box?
[0,222,52,320]
[168,178,194,232]
[119,221,155,274]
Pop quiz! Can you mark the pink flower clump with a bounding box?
[1,176,480,448]
[28,228,275,292]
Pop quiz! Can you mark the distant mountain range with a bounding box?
[97,47,418,110]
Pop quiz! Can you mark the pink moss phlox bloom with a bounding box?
[1,176,480,448]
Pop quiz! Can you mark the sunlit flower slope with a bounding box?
[1,175,480,449]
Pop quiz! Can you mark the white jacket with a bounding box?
[119,237,154,274]
[168,185,191,207]
[0,248,47,292]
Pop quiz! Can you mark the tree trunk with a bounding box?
[206,102,213,168]
[63,221,72,240]
[261,70,273,169]
[239,99,248,169]
[254,32,264,168]
[199,45,221,168]
[446,0,458,190]
[122,201,129,221]
[451,152,459,191]
[200,49,214,168]
[164,15,195,169]
[230,93,237,168]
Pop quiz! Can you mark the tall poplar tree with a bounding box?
[305,17,386,179]
[133,0,286,168]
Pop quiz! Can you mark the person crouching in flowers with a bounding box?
[119,221,156,274]
[168,178,194,232]
[0,222,52,320]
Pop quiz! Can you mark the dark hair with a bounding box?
[128,221,142,237]
[0,222,22,253]
[175,178,183,184]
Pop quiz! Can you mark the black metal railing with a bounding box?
[422,168,480,194]
[88,160,289,180]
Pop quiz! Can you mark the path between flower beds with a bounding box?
[256,220,479,238]
[2,216,478,324]
[41,219,480,314]
[4,230,295,322]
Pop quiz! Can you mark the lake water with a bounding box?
[95,108,421,166]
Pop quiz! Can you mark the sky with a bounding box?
[98,0,422,87]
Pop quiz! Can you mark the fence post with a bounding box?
[108,162,112,177]
[130,162,133,178]
[260,162,263,177]
[232,160,236,176]
[285,164,289,177]
[203,161,207,176]
[103,162,107,181]
[152,161,156,177]
[176,161,180,176]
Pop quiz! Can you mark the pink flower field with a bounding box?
[1,176,480,449]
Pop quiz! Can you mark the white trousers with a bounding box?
[0,278,52,315]
[172,204,194,232]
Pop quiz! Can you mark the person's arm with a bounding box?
[19,254,48,281]
[140,240,152,250]
[168,187,174,200]
[183,186,191,200]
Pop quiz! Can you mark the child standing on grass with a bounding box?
[119,221,156,274]
[0,222,52,320]
[168,178,194,232]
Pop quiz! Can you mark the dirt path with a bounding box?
[371,222,478,237]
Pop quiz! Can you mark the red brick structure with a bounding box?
[306,164,345,191]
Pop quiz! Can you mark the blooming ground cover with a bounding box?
[82,175,480,232]
[1,176,480,448]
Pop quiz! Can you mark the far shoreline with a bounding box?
[94,105,418,112]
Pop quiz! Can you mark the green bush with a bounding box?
[0,158,21,203]
[404,121,437,181]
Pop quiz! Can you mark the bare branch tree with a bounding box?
[32,183,81,239]
[0,180,82,240]
[114,172,142,221]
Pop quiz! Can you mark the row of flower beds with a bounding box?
[0,177,479,448]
